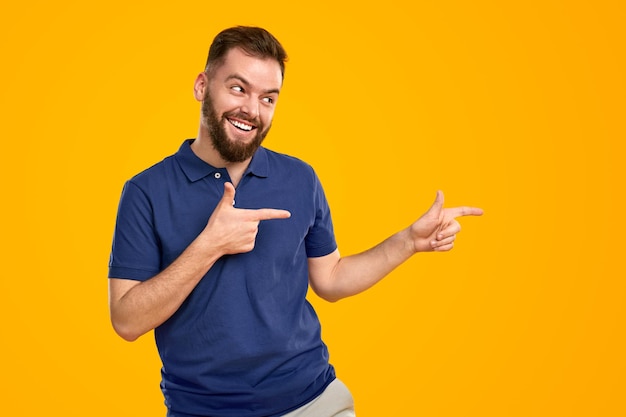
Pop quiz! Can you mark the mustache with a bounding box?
[222,111,261,126]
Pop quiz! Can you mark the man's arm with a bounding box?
[308,191,482,302]
[109,182,290,341]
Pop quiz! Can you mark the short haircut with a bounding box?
[205,26,288,79]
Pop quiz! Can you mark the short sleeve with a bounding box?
[304,173,337,258]
[108,181,161,281]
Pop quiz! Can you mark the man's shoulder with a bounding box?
[261,147,315,174]
[126,153,177,189]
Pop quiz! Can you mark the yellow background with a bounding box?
[1,0,624,415]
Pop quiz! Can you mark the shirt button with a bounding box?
[214,172,221,179]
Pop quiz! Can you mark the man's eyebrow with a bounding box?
[225,74,281,95]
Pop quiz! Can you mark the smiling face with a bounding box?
[200,47,283,163]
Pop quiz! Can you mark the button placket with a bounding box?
[212,170,236,206]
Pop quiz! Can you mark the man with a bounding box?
[109,26,483,417]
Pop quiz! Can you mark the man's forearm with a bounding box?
[109,238,222,341]
[311,228,417,302]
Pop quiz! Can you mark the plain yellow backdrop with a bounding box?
[1,0,624,416]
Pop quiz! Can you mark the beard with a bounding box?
[201,90,271,163]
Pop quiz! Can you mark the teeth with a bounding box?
[229,119,253,131]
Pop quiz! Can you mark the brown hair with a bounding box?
[204,26,288,79]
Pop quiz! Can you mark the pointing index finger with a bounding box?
[251,208,292,221]
[448,206,484,218]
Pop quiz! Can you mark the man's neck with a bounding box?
[190,136,251,188]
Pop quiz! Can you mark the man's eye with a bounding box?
[262,97,274,104]
[231,86,243,93]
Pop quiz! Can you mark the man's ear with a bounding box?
[193,72,208,101]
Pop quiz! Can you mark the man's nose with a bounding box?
[240,96,259,119]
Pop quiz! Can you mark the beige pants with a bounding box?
[282,379,356,417]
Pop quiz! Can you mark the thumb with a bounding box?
[424,190,444,217]
[219,182,236,207]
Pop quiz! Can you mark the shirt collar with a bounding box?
[175,139,269,182]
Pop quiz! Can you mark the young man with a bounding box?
[108,26,483,417]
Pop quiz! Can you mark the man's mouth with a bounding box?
[228,118,256,132]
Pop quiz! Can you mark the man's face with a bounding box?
[201,48,282,163]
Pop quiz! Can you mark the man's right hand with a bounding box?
[202,182,291,255]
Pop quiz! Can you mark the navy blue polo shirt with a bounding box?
[109,140,337,417]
